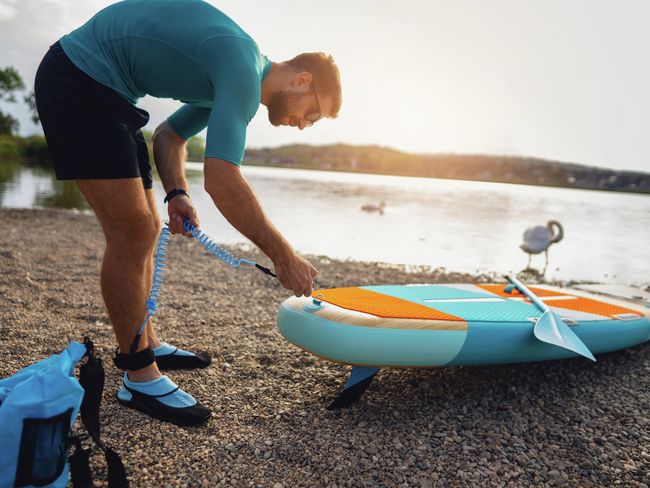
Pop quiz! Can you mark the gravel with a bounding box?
[1,208,649,487]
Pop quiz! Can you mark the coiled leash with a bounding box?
[114,221,276,370]
[182,220,277,278]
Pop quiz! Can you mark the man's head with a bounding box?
[266,52,342,130]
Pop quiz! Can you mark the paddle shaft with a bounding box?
[505,275,550,313]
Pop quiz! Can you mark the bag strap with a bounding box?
[69,437,93,488]
[70,338,129,488]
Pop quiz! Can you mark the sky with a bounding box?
[1,0,649,172]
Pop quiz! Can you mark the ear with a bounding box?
[291,71,313,88]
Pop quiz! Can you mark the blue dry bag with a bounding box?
[0,339,127,487]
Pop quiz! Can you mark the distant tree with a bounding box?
[24,90,39,124]
[186,136,205,161]
[0,113,20,135]
[0,67,25,102]
[0,66,26,135]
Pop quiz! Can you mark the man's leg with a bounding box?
[78,178,161,381]
[77,177,210,426]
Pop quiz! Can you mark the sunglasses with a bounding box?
[304,80,322,127]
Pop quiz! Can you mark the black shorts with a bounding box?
[34,42,153,189]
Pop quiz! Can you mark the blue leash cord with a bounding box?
[129,222,276,353]
[183,220,277,277]
[130,226,171,353]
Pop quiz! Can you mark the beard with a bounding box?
[266,90,301,126]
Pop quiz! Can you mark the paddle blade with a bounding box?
[533,311,596,362]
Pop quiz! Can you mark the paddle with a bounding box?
[505,275,596,361]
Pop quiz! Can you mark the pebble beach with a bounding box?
[1,208,649,487]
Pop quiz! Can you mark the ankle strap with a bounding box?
[113,346,155,370]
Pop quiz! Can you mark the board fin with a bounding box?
[327,366,379,410]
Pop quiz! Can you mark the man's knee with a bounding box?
[105,215,161,253]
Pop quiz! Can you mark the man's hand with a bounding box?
[274,252,318,297]
[167,194,199,236]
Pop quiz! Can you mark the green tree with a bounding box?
[24,91,39,125]
[186,136,205,161]
[0,67,26,135]
[0,67,25,102]
[0,113,19,135]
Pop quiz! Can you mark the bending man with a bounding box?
[35,0,341,426]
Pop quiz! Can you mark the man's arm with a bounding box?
[152,121,189,193]
[204,158,317,296]
[152,121,199,234]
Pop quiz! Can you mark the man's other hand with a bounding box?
[167,194,200,237]
[275,253,318,297]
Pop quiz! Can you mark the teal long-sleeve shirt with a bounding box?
[60,0,272,165]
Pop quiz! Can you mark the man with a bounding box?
[34,0,342,427]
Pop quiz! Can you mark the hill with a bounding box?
[243,144,650,194]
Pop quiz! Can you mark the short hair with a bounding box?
[285,52,342,118]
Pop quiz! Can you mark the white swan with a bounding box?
[520,220,564,274]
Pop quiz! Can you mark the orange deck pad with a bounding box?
[313,287,464,321]
[475,284,642,319]
[544,297,642,319]
[475,284,566,298]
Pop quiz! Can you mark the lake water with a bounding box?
[1,161,649,286]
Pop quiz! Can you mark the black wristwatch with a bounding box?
[164,188,189,203]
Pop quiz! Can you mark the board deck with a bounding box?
[312,283,650,323]
[278,283,650,368]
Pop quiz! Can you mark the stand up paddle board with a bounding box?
[277,282,650,408]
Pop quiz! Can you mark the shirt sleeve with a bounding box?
[166,104,211,141]
[203,96,248,166]
[198,37,261,167]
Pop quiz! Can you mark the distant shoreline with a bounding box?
[2,133,648,195]
[241,144,650,195]
[186,159,650,196]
